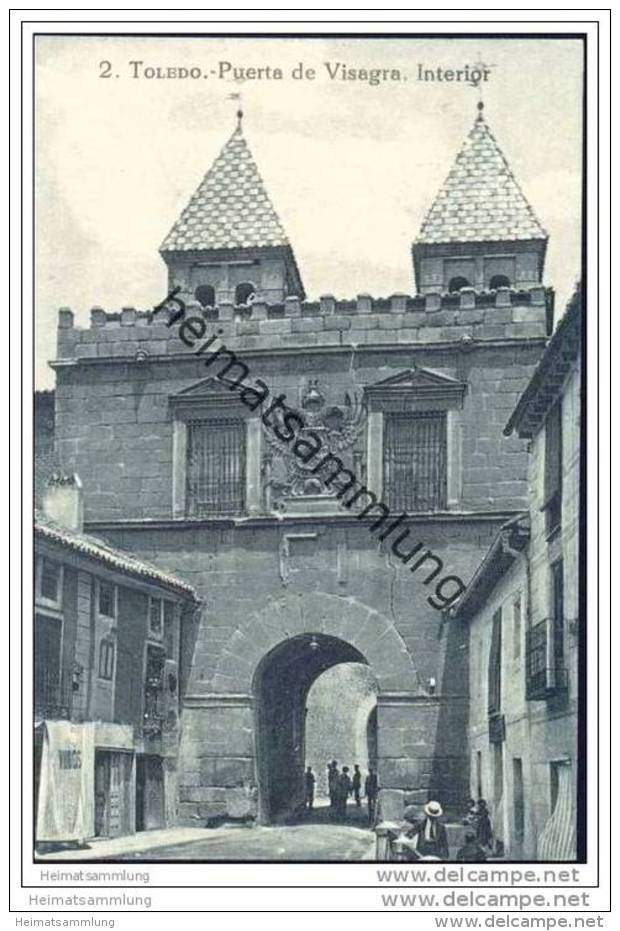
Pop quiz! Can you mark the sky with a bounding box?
[35,35,583,388]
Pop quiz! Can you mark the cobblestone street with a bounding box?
[113,822,375,862]
[37,802,376,863]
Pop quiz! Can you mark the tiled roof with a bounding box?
[416,109,547,245]
[504,282,582,438]
[161,126,290,252]
[35,510,198,598]
[451,514,530,620]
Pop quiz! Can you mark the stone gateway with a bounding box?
[51,105,554,827]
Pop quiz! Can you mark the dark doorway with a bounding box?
[253,634,372,824]
[136,754,165,831]
[94,750,133,837]
[34,613,62,716]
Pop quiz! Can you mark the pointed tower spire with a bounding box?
[412,104,547,295]
[160,117,304,304]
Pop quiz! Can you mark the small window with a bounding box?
[513,594,522,660]
[551,559,565,671]
[234,282,256,306]
[38,557,62,604]
[493,743,504,809]
[488,608,502,716]
[149,597,163,636]
[98,638,115,680]
[98,581,116,618]
[195,284,215,308]
[513,758,524,842]
[448,276,471,293]
[543,401,563,537]
[475,750,483,800]
[489,274,511,290]
[549,761,561,814]
[163,601,176,657]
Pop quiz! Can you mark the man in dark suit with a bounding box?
[396,800,449,860]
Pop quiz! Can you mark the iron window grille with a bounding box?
[383,411,447,512]
[98,580,117,618]
[487,609,505,743]
[542,401,563,538]
[35,670,73,720]
[35,557,63,608]
[186,417,246,517]
[525,617,568,700]
[98,637,115,680]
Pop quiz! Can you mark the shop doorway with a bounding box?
[94,750,134,838]
[136,754,165,831]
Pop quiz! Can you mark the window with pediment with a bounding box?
[364,367,467,512]
[170,377,261,519]
[186,417,246,516]
[383,411,447,511]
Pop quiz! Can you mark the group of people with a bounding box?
[390,796,497,862]
[461,797,499,858]
[303,762,379,822]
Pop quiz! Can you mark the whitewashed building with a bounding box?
[454,285,582,860]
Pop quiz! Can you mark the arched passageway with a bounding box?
[253,634,374,823]
[305,662,378,801]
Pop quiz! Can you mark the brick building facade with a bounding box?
[48,105,556,825]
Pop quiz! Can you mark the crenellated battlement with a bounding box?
[56,286,552,363]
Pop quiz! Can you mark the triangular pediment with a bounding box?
[368,366,465,391]
[172,376,234,399]
[169,376,248,410]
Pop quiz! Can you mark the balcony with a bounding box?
[526,617,568,700]
[34,672,74,720]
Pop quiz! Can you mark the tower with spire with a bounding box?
[412,102,548,296]
[51,98,558,836]
[160,113,304,307]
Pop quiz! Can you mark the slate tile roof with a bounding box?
[161,126,290,252]
[35,509,198,598]
[504,282,582,438]
[416,110,547,245]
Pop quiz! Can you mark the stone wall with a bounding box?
[53,298,547,524]
[97,515,505,823]
[56,287,550,364]
[51,286,553,825]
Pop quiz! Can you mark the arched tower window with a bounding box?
[448,276,471,293]
[489,274,511,290]
[235,282,256,306]
[195,284,216,308]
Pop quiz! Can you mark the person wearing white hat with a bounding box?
[400,800,449,859]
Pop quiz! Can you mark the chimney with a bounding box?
[43,473,84,532]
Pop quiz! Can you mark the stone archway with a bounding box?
[253,633,370,822]
[212,592,418,696]
[210,592,420,824]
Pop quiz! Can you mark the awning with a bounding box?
[36,721,95,842]
[537,761,577,861]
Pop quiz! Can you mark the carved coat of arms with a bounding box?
[263,379,366,510]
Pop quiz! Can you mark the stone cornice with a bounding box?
[50,335,547,371]
[85,509,524,534]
